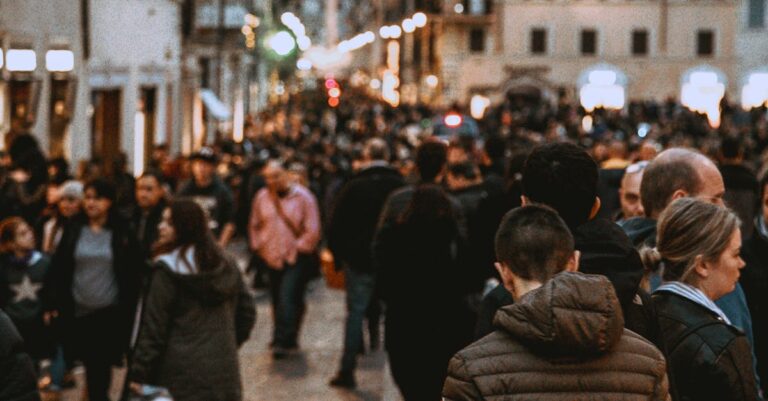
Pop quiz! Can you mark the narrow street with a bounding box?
[53,241,402,401]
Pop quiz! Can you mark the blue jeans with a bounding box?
[339,267,377,374]
[269,256,309,348]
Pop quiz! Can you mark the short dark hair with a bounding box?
[522,143,598,230]
[84,178,117,203]
[640,149,703,218]
[139,171,165,187]
[415,140,448,183]
[448,162,479,180]
[495,205,575,283]
[720,136,743,160]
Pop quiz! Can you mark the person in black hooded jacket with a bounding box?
[0,310,40,401]
[475,143,661,347]
[129,199,255,401]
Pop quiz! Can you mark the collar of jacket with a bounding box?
[655,281,731,325]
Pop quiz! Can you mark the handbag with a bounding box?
[320,248,345,290]
[269,193,321,279]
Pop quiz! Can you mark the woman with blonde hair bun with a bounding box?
[643,197,760,401]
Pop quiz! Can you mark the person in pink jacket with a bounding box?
[249,160,321,358]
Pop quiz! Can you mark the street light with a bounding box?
[269,31,296,56]
[6,49,36,72]
[413,12,428,27]
[402,19,416,33]
[389,25,402,39]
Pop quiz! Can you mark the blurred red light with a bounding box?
[444,113,462,128]
[325,79,338,89]
[328,97,340,107]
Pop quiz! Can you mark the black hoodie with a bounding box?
[573,218,661,348]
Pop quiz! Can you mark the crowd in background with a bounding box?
[0,84,768,401]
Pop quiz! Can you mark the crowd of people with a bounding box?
[0,87,767,401]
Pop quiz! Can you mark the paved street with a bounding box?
[52,241,402,401]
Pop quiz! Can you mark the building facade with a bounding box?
[434,0,751,105]
[1,0,183,175]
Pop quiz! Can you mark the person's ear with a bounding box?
[671,189,688,202]
[692,254,710,279]
[589,197,601,220]
[565,250,580,272]
[521,196,530,206]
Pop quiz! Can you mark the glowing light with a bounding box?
[588,70,617,86]
[269,31,296,56]
[297,58,312,70]
[389,25,402,39]
[402,19,416,33]
[46,50,74,72]
[413,12,428,27]
[454,3,464,13]
[580,85,625,112]
[365,32,376,43]
[241,25,252,35]
[425,75,439,88]
[742,72,768,110]
[233,92,244,143]
[582,116,594,132]
[328,97,340,107]
[445,113,463,127]
[0,49,3,69]
[387,40,400,72]
[579,68,625,112]
[379,26,391,39]
[328,87,341,98]
[6,49,36,72]
[297,35,312,51]
[325,79,338,89]
[134,111,146,177]
[245,13,260,28]
[470,95,491,119]
[681,68,725,128]
[382,71,400,107]
[370,79,381,89]
[281,12,296,26]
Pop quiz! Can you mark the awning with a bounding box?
[200,89,232,120]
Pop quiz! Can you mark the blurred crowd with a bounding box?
[1,84,768,401]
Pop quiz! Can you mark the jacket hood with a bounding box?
[573,218,645,307]
[157,255,240,306]
[619,217,657,248]
[494,272,624,358]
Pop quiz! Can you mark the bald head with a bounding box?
[640,148,724,219]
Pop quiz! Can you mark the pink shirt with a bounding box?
[249,184,321,269]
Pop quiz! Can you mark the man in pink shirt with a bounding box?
[249,160,321,358]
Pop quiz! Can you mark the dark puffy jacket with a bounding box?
[0,310,40,401]
[443,272,670,401]
[741,219,768,396]
[130,257,256,401]
[653,291,760,401]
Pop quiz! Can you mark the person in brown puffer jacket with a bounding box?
[443,205,670,401]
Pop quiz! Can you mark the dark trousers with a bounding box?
[71,307,123,401]
[268,256,309,348]
[387,348,448,401]
[339,268,376,374]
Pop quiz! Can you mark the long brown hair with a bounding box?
[153,199,224,272]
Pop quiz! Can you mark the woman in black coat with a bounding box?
[48,179,143,401]
[643,198,760,401]
[129,199,256,401]
[373,184,466,401]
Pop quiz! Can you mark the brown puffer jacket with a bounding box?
[442,272,670,401]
